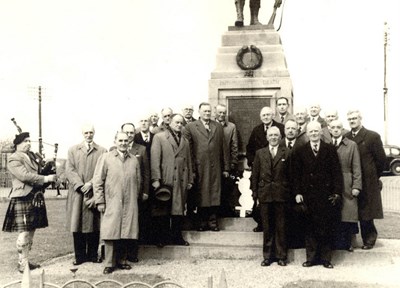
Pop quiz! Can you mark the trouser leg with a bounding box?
[208,206,219,229]
[249,0,261,25]
[87,231,100,260]
[304,218,318,262]
[274,203,287,260]
[116,239,129,265]
[73,232,87,262]
[103,240,117,268]
[360,219,378,246]
[126,239,138,260]
[171,215,185,244]
[234,0,245,26]
[260,203,272,260]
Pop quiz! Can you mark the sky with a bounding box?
[0,0,399,158]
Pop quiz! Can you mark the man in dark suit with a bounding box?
[215,103,239,217]
[246,106,285,168]
[309,103,327,128]
[345,110,386,250]
[153,108,173,134]
[293,106,309,147]
[273,97,295,125]
[183,102,230,231]
[182,104,196,126]
[321,109,349,144]
[251,127,290,267]
[292,121,343,269]
[134,117,154,245]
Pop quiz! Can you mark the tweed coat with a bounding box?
[8,151,45,198]
[251,145,290,203]
[66,142,107,233]
[93,150,141,240]
[151,130,193,215]
[292,141,344,225]
[183,120,229,207]
[345,127,386,220]
[246,120,285,167]
[336,138,362,222]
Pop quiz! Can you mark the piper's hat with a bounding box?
[154,185,172,202]
[13,132,30,146]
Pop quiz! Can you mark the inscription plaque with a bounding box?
[228,97,271,155]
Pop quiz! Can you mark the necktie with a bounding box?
[270,147,276,158]
[87,143,91,152]
[333,139,337,146]
[144,134,149,142]
[352,132,357,138]
[205,122,210,134]
[281,116,284,123]
[313,144,318,156]
[288,141,293,149]
[298,126,302,133]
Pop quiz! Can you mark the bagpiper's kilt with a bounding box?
[2,192,48,232]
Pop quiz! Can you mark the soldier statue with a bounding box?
[234,0,282,27]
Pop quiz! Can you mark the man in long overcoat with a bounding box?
[66,124,107,265]
[329,120,362,251]
[251,127,290,267]
[345,110,386,250]
[183,102,230,231]
[151,114,193,246]
[292,121,343,269]
[215,103,239,217]
[94,132,141,274]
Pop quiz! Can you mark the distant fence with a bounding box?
[381,177,400,212]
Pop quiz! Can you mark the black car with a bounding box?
[383,145,400,176]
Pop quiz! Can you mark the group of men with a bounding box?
[3,98,386,274]
[248,97,386,269]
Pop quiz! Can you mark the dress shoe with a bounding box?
[17,262,41,273]
[89,257,102,263]
[347,246,354,252]
[322,261,334,269]
[261,259,273,266]
[253,226,263,232]
[210,226,220,232]
[156,242,165,248]
[302,261,315,267]
[103,267,114,274]
[277,259,287,266]
[127,257,139,263]
[362,244,373,250]
[117,263,132,270]
[197,226,207,232]
[73,259,86,266]
[174,238,190,246]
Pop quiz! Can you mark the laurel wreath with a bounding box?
[236,45,263,70]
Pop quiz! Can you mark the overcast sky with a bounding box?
[0,0,399,158]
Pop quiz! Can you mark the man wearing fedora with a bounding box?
[151,114,193,247]
[2,132,57,273]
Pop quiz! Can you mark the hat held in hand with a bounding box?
[155,185,172,202]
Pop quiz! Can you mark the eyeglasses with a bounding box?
[347,117,358,121]
[163,114,172,118]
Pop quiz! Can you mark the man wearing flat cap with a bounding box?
[151,114,193,247]
[2,132,57,273]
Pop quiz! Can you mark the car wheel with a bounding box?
[391,162,400,176]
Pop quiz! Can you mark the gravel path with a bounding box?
[2,251,400,288]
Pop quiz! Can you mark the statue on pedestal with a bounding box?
[234,0,282,27]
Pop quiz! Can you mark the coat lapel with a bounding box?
[166,131,180,155]
[195,121,209,139]
[272,146,285,167]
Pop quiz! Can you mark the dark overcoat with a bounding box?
[345,127,386,220]
[183,120,229,207]
[292,141,343,226]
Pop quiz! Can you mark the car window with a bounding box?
[391,148,400,156]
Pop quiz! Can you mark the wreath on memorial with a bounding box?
[236,45,263,71]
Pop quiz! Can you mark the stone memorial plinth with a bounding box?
[209,26,293,157]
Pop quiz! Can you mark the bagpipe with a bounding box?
[11,118,60,207]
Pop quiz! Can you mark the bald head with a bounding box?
[260,106,274,125]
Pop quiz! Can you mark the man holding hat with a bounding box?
[2,132,57,273]
[151,114,193,247]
